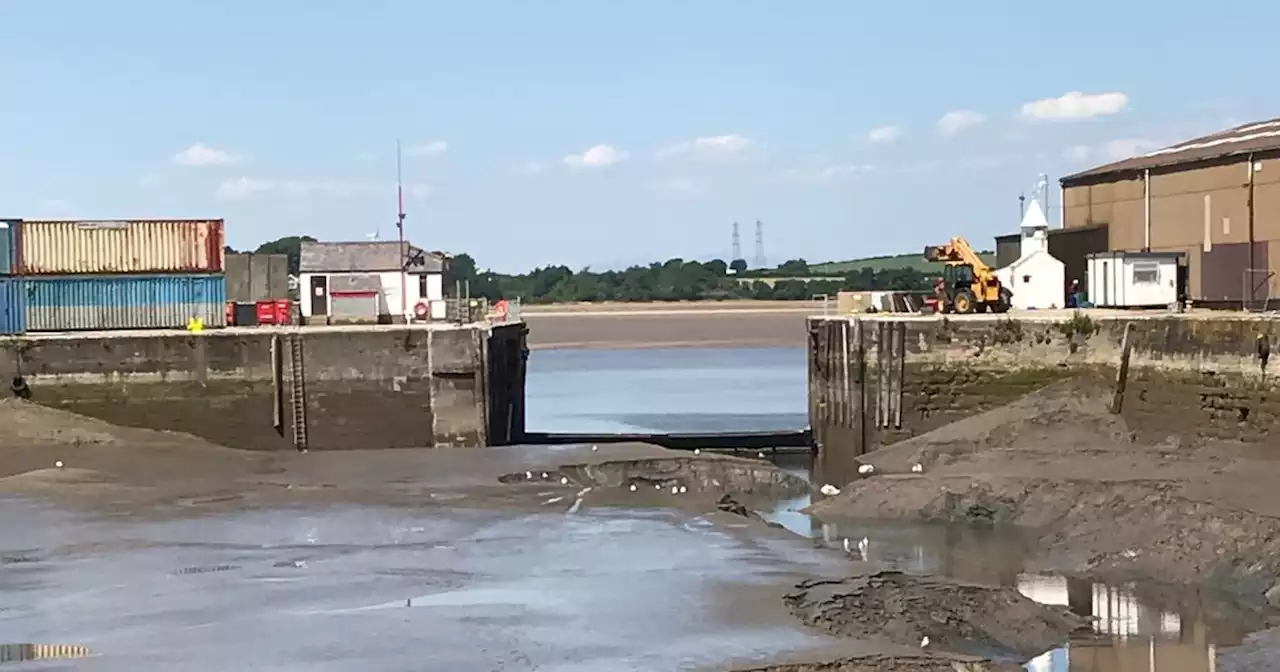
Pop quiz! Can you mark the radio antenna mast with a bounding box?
[396,140,408,319]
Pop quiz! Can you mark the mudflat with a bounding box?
[6,385,1280,670]
[0,400,1014,672]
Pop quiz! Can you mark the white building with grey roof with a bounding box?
[298,241,448,324]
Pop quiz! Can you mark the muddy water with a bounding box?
[527,346,1261,672]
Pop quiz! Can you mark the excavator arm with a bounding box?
[922,237,992,275]
[923,236,1010,314]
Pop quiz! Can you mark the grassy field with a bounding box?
[809,251,998,275]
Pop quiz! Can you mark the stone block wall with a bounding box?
[808,314,1280,464]
[0,322,528,451]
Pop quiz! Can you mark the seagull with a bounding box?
[591,445,599,452]
[678,486,687,494]
[654,483,662,490]
[541,472,548,479]
[858,537,870,561]
[757,451,767,458]
[911,463,923,473]
[629,484,638,492]
[842,538,852,553]
[693,449,700,455]
[920,636,930,648]
[560,477,569,485]
[55,460,64,469]
[525,471,533,480]
[820,484,841,496]
[670,485,680,494]
[857,464,875,476]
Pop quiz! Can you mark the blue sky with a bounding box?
[1,1,1275,273]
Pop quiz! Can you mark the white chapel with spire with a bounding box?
[995,199,1066,310]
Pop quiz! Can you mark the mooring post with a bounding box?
[270,334,284,435]
[1111,322,1135,414]
[876,321,890,429]
[852,318,867,455]
[892,321,906,429]
[839,319,851,429]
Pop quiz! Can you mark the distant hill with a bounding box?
[809,250,998,275]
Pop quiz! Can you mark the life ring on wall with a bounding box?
[413,301,430,320]
[494,300,509,318]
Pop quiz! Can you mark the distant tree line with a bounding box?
[449,254,934,303]
[233,237,936,303]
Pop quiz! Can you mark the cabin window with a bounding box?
[1132,262,1160,285]
[418,275,428,297]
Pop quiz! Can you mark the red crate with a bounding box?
[273,300,292,325]
[255,300,277,325]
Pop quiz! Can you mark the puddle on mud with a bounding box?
[760,461,1253,672]
[494,452,1258,670]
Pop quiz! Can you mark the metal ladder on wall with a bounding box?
[287,335,309,451]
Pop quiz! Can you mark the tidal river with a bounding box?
[524,346,1247,672]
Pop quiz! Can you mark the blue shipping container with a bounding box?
[0,219,18,275]
[24,274,226,332]
[0,277,26,335]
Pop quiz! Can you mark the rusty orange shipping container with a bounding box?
[17,219,225,275]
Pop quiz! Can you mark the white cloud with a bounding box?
[216,177,431,201]
[867,126,902,144]
[936,110,987,136]
[564,144,629,169]
[656,134,760,162]
[406,141,448,157]
[1021,91,1128,121]
[173,142,240,167]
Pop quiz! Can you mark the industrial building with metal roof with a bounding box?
[1059,118,1280,307]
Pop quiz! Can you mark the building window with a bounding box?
[418,275,428,297]
[1132,262,1160,285]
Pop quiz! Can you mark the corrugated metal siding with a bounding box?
[19,219,225,275]
[24,274,227,331]
[0,277,26,335]
[0,219,18,275]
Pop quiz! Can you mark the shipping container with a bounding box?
[0,219,19,275]
[24,274,227,332]
[19,219,225,275]
[0,277,26,335]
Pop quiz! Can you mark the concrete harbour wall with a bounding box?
[0,322,528,450]
[808,313,1280,471]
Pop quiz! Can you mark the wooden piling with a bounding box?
[876,321,890,429]
[840,319,852,429]
[1111,322,1135,414]
[852,318,867,455]
[892,321,906,429]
